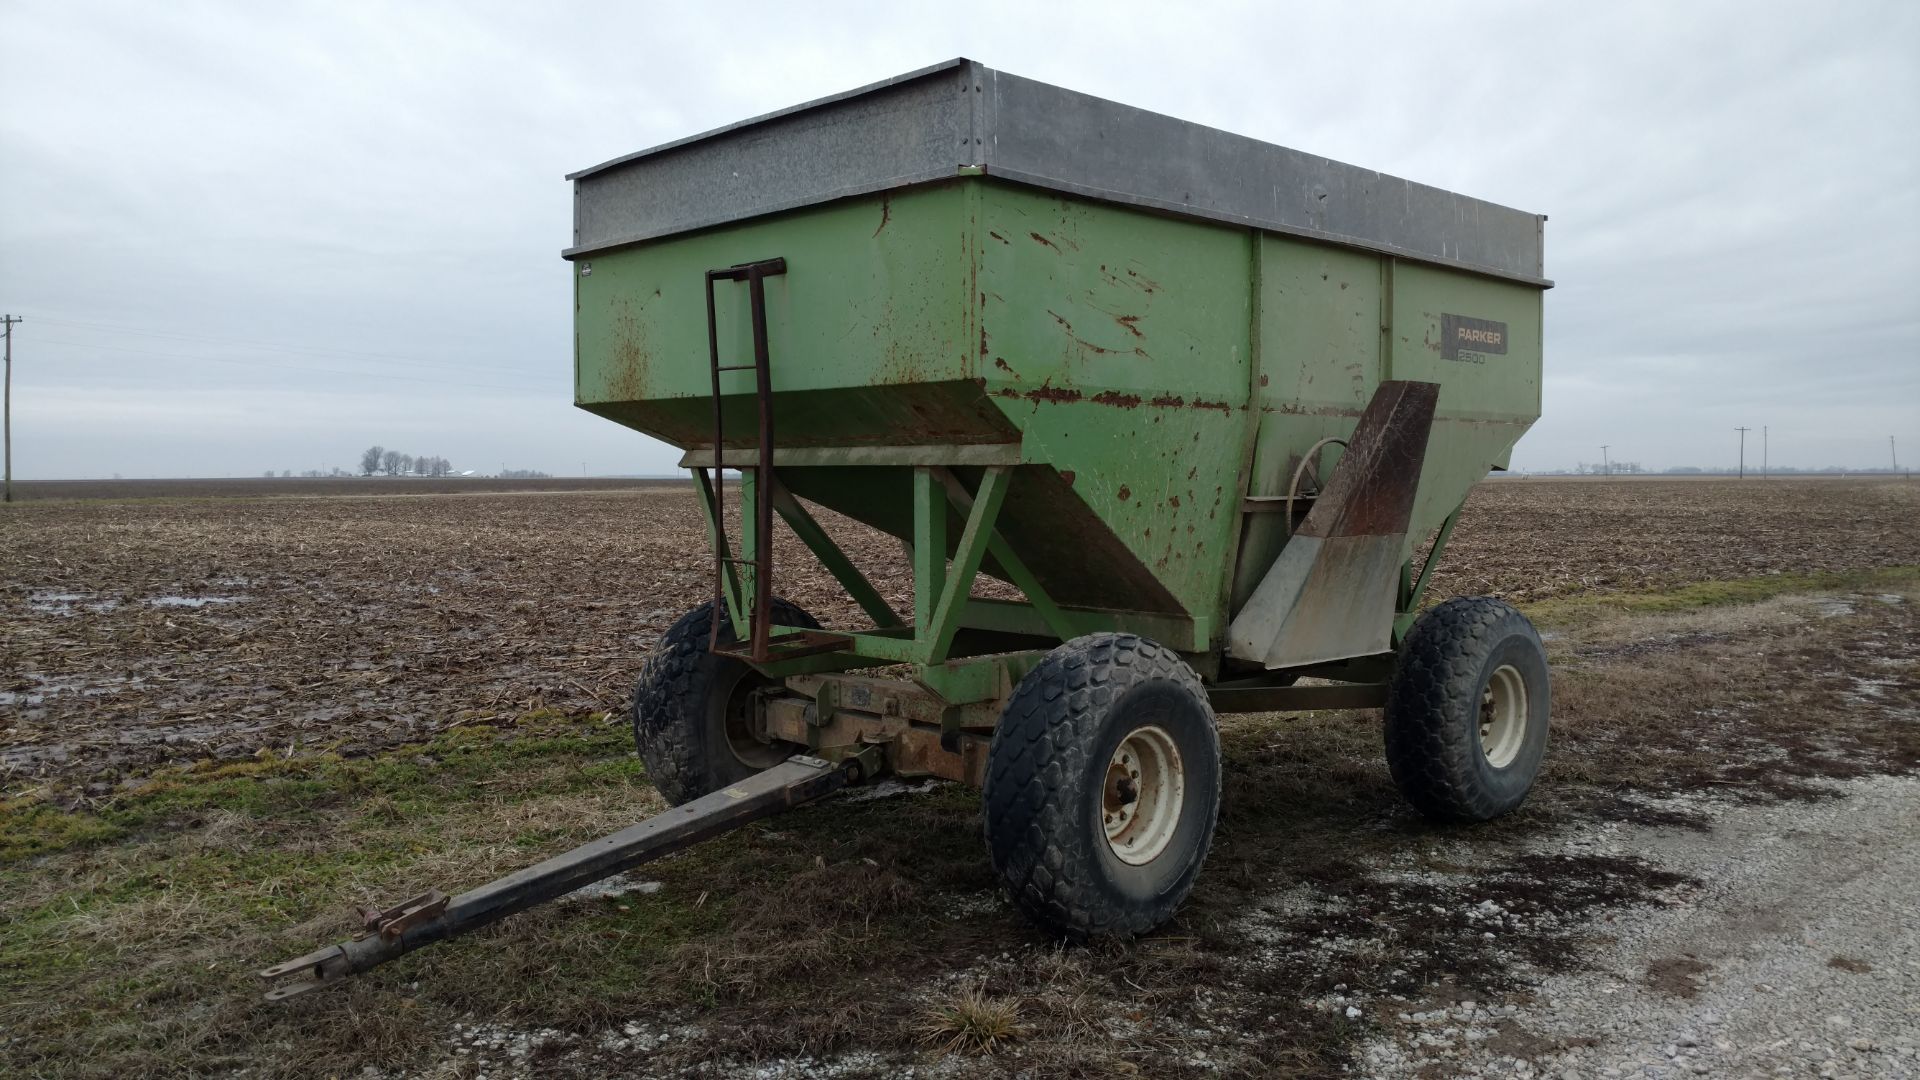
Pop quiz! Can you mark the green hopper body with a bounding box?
[566,59,1547,682]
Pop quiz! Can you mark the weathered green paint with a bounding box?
[972,185,1254,626]
[679,444,1021,468]
[959,598,1208,652]
[1386,261,1542,543]
[575,184,975,432]
[915,650,1046,707]
[574,174,1544,683]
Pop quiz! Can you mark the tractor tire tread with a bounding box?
[631,598,817,806]
[1384,596,1544,822]
[983,633,1217,940]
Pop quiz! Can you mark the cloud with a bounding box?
[1,0,1914,477]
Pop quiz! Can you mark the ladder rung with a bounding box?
[714,364,757,371]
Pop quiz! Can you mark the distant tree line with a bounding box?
[262,467,354,478]
[359,445,456,477]
[1524,464,1910,476]
[497,468,551,479]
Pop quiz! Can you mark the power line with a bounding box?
[31,336,549,393]
[4,314,20,503]
[32,315,540,378]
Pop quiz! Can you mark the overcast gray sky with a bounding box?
[2,0,1915,478]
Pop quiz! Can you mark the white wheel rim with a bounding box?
[1480,664,1528,769]
[1102,724,1185,866]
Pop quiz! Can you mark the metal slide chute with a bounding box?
[1227,381,1440,670]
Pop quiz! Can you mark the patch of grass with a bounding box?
[918,988,1024,1055]
[1539,582,1920,803]
[0,707,1014,1078]
[0,712,632,862]
[0,803,126,860]
[1523,565,1920,625]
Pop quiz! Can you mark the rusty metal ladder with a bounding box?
[704,258,856,665]
[705,258,786,661]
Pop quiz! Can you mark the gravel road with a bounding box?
[1363,774,1920,1079]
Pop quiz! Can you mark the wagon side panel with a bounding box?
[572,185,982,449]
[976,182,1254,629]
[1385,262,1544,545]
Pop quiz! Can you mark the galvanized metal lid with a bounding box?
[566,58,1550,287]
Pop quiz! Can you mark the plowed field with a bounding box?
[4,478,1915,795]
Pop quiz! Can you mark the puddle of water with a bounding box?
[26,591,121,615]
[146,595,245,609]
[24,590,249,614]
[0,674,131,706]
[1847,676,1899,700]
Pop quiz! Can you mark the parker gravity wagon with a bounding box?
[263,59,1550,997]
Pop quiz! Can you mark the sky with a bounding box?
[1,0,1915,479]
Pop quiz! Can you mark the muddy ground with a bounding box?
[1,478,1917,1078]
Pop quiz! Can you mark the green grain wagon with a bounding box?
[263,59,1552,997]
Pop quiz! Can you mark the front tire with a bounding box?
[983,633,1221,940]
[1385,597,1551,822]
[631,599,819,805]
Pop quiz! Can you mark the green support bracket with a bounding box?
[930,467,1078,645]
[749,651,895,680]
[768,477,904,628]
[916,649,1046,706]
[956,597,1203,653]
[922,467,1012,663]
[1394,501,1464,642]
[912,467,947,640]
[693,468,747,630]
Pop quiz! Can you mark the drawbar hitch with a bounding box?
[258,754,850,1000]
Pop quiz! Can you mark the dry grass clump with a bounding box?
[917,986,1025,1055]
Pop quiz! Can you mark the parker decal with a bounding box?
[1441,314,1509,362]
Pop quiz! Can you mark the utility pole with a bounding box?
[1600,445,1610,477]
[1893,436,1900,474]
[1762,426,1768,480]
[3,314,20,504]
[1735,426,1750,479]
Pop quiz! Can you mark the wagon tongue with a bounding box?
[256,754,852,1000]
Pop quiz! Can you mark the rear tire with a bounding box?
[631,599,819,806]
[983,633,1221,940]
[1385,597,1551,822]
